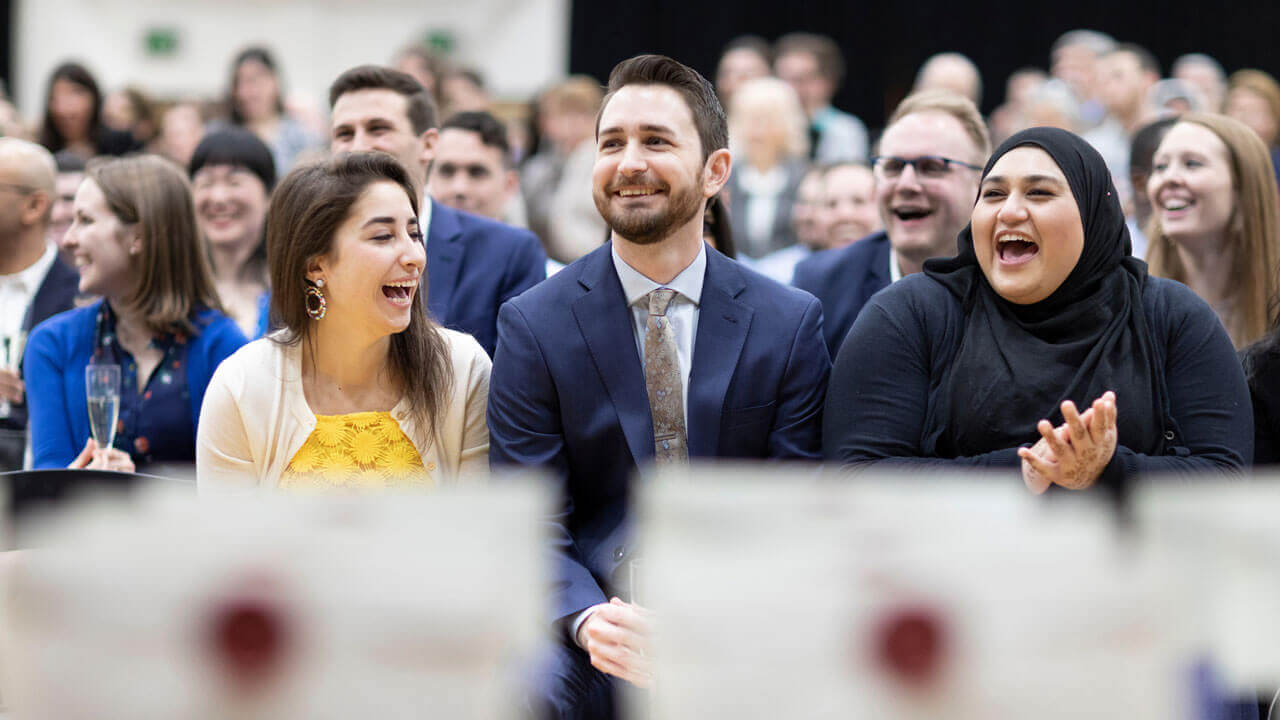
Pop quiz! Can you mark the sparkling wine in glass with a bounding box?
[85,364,121,451]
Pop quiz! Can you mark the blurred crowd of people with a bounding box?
[1,31,1276,286]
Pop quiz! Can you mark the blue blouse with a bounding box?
[25,300,247,469]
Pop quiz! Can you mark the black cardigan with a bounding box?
[824,273,1252,484]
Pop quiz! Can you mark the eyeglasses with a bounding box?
[871,155,983,180]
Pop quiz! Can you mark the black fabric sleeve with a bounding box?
[1097,286,1251,482]
[823,289,1022,470]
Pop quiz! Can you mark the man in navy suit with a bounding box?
[792,90,991,359]
[0,139,79,470]
[329,65,545,356]
[488,55,829,718]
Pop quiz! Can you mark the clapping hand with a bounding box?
[1018,391,1118,494]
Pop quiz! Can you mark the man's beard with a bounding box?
[594,175,704,245]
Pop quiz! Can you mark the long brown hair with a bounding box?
[266,152,452,444]
[1145,113,1280,348]
[87,154,222,336]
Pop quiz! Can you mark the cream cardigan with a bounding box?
[196,329,490,489]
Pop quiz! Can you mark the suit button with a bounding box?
[613,546,625,561]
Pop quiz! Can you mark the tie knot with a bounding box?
[648,288,677,316]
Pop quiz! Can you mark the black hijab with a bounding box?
[922,127,1167,458]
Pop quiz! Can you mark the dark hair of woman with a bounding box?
[265,152,453,443]
[228,46,286,125]
[38,62,103,152]
[189,128,277,286]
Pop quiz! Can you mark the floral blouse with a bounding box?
[93,303,194,466]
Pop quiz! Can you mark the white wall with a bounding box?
[13,0,569,121]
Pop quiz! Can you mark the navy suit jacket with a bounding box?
[791,231,891,360]
[425,200,547,357]
[4,256,79,433]
[488,242,830,622]
[22,256,79,333]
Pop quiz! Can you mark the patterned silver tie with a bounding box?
[644,288,688,463]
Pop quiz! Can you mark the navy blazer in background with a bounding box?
[3,256,80,463]
[791,230,891,360]
[488,242,830,624]
[425,199,547,357]
[21,256,79,333]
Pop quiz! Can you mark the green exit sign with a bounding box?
[145,28,179,56]
[425,29,454,55]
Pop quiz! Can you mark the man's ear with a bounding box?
[702,148,732,198]
[22,190,51,227]
[418,128,439,169]
[503,169,520,201]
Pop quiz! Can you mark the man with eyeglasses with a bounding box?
[0,138,79,470]
[793,90,991,359]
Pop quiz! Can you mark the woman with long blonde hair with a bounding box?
[1145,113,1280,348]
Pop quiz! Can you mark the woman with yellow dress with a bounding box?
[195,152,491,489]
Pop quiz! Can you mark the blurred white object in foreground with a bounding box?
[1134,479,1280,694]
[0,483,548,720]
[638,466,1193,720]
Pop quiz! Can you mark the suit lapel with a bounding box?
[22,258,78,331]
[571,247,653,467]
[688,250,752,457]
[866,233,891,295]
[425,200,465,324]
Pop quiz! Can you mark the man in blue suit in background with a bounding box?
[488,55,830,718]
[792,90,991,359]
[329,65,545,356]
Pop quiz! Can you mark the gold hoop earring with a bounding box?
[305,280,326,320]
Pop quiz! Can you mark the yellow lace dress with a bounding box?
[281,411,436,489]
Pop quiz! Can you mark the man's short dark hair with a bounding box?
[441,110,512,167]
[328,65,438,134]
[774,32,845,89]
[1107,43,1161,77]
[598,54,727,164]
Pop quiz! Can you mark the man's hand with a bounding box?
[577,597,653,688]
[1018,392,1118,492]
[0,368,22,404]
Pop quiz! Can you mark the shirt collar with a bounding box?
[888,246,903,283]
[2,242,57,294]
[419,193,434,239]
[611,241,706,309]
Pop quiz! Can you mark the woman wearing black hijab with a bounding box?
[823,127,1250,492]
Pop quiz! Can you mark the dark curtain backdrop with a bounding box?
[570,0,1280,132]
[0,0,11,103]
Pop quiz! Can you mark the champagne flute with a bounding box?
[0,331,25,418]
[85,364,121,452]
